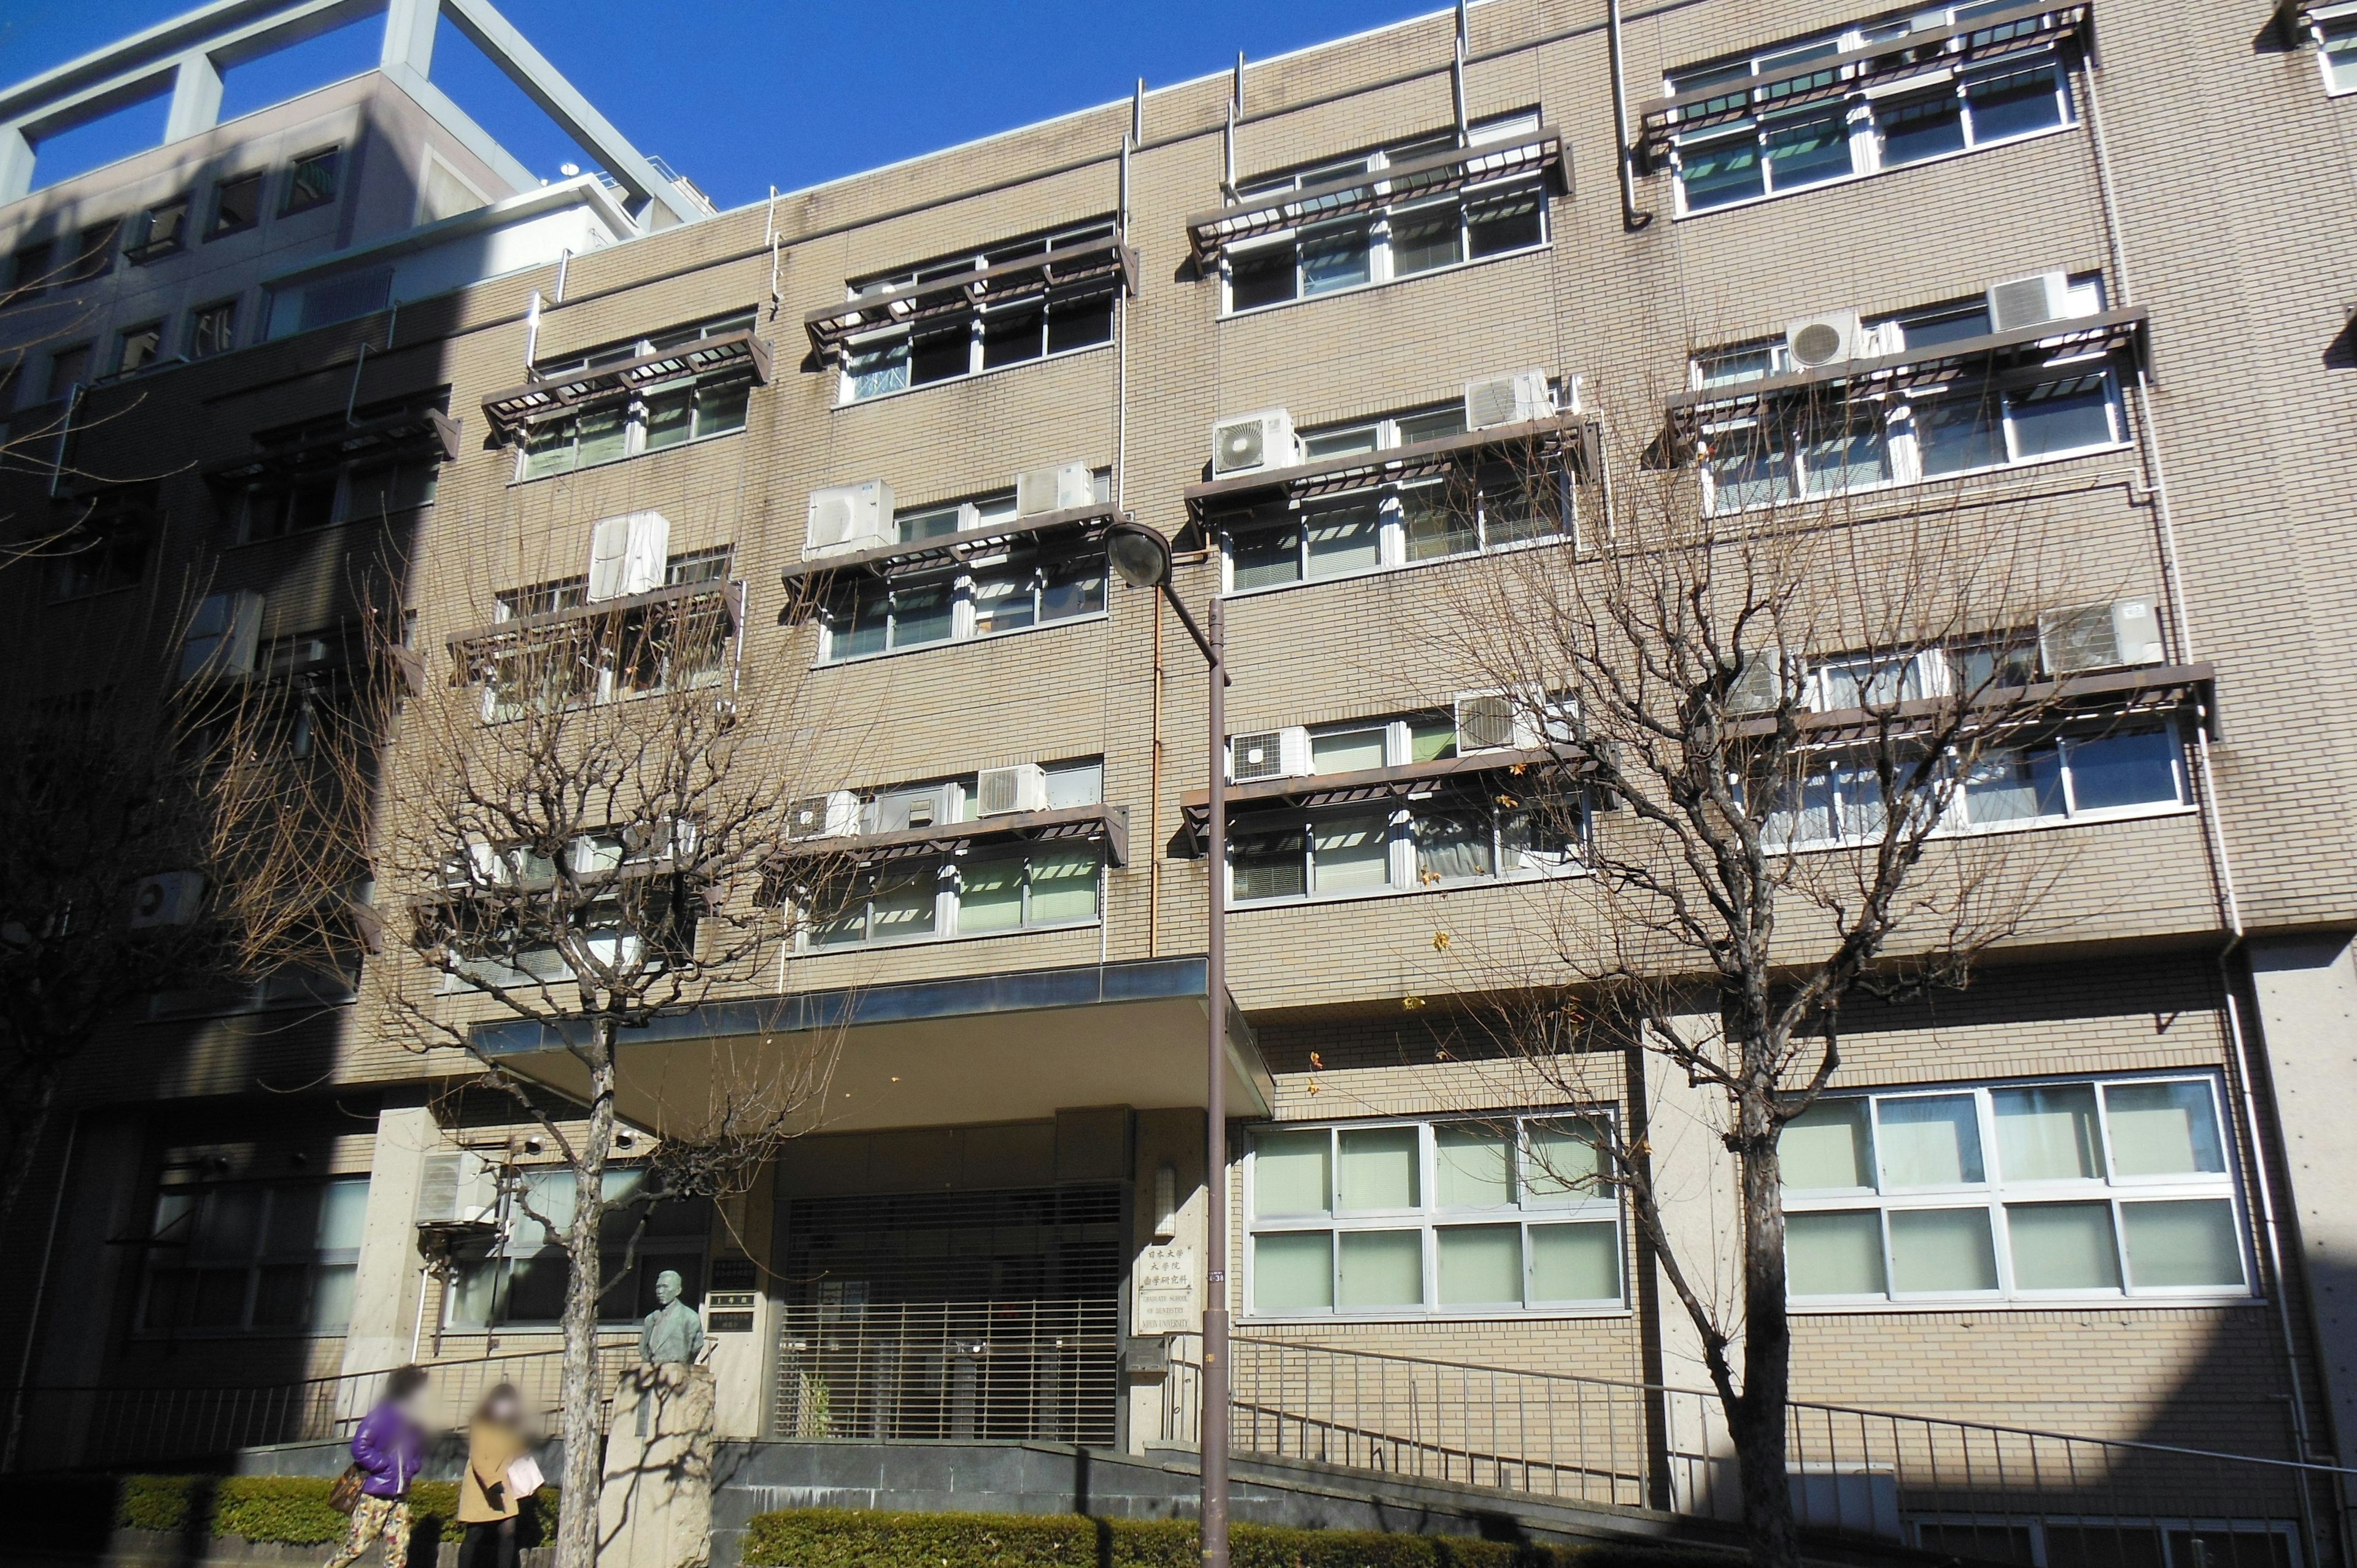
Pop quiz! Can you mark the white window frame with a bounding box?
[1782,1072,2253,1309]
[514,313,757,482]
[1666,6,2081,218]
[1243,1113,1626,1321]
[837,222,1120,405]
[2313,2,2357,94]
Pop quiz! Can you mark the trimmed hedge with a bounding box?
[740,1507,1730,1568]
[105,1474,551,1547]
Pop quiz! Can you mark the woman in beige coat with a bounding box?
[457,1385,532,1568]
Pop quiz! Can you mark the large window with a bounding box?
[1668,6,2077,215]
[1223,404,1568,591]
[484,548,732,717]
[446,1168,710,1329]
[840,222,1117,403]
[1225,114,1549,314]
[519,313,756,479]
[236,401,444,539]
[1695,279,2124,513]
[1246,1115,1622,1317]
[139,1176,369,1335]
[1781,1075,2249,1304]
[44,489,155,601]
[2312,6,2357,93]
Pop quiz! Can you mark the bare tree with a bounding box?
[306,565,856,1568]
[1423,387,2145,1567]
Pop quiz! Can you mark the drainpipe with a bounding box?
[4,1110,81,1472]
[1607,0,1654,232]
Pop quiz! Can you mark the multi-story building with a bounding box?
[6,0,2357,1561]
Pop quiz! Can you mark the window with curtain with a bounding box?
[139,1176,370,1335]
[1247,1115,1623,1317]
[1780,1074,2248,1303]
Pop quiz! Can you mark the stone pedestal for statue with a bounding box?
[597,1364,714,1568]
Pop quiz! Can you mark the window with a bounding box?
[446,1168,711,1329]
[44,490,154,601]
[6,237,50,299]
[1763,719,2187,850]
[1668,9,2078,215]
[1226,714,1577,903]
[482,549,734,717]
[1781,1075,2248,1303]
[189,298,237,360]
[116,320,164,375]
[65,220,118,283]
[237,400,445,539]
[1696,277,2123,514]
[48,341,91,398]
[282,147,341,214]
[2320,11,2357,92]
[1223,404,1569,590]
[1246,1115,1622,1317]
[127,194,191,261]
[149,957,362,1019]
[518,312,756,478]
[1224,115,1549,314]
[139,1176,369,1335]
[817,486,1112,662]
[839,222,1117,402]
[210,172,264,237]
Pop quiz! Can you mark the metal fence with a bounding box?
[2,1340,638,1473]
[773,1299,1119,1448]
[1164,1336,2356,1568]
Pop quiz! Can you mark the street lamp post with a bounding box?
[1106,520,1230,1568]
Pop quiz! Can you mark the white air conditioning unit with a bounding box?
[2038,598,2164,676]
[586,511,670,601]
[1455,691,1573,753]
[865,783,962,834]
[130,870,206,929]
[788,790,861,840]
[1015,463,1094,517]
[1211,410,1299,477]
[976,762,1050,817]
[180,589,265,682]
[1987,269,2073,334]
[804,481,896,559]
[1229,727,1313,782]
[1464,369,1554,431]
[1726,649,1787,715]
[1784,310,1867,371]
[416,1150,499,1227]
[619,818,697,863]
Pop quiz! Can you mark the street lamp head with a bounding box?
[1105,519,1174,590]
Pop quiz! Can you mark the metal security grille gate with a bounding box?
[771,1184,1123,1446]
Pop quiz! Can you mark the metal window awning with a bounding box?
[1730,660,2215,747]
[201,405,462,485]
[803,236,1139,365]
[1664,306,2148,436]
[1182,414,1598,523]
[1639,1,2089,154]
[779,503,1128,606]
[773,802,1131,870]
[479,329,772,438]
[1174,744,1593,854]
[445,580,745,681]
[1185,129,1563,268]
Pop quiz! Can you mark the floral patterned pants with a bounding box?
[323,1495,412,1568]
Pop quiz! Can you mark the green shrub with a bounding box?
[106,1473,553,1547]
[117,1473,203,1534]
[739,1507,1731,1568]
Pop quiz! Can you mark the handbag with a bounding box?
[505,1453,544,1499]
[328,1465,365,1514]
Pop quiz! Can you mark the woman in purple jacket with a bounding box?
[325,1365,430,1568]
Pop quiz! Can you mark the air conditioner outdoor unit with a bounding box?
[1987,269,2073,334]
[619,818,698,862]
[2038,598,2164,676]
[1726,649,1787,714]
[1784,310,1867,371]
[976,762,1050,817]
[787,790,861,840]
[586,511,671,601]
[1455,691,1573,753]
[804,481,896,559]
[1211,410,1299,477]
[1465,369,1554,431]
[130,870,206,929]
[1229,727,1313,782]
[865,783,962,834]
[180,589,265,682]
[1015,463,1094,517]
[416,1149,499,1228]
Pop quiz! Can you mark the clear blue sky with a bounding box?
[0,0,1441,212]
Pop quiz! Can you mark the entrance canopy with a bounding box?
[471,956,1272,1135]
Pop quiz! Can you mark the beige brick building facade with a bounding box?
[4,0,2355,1558]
